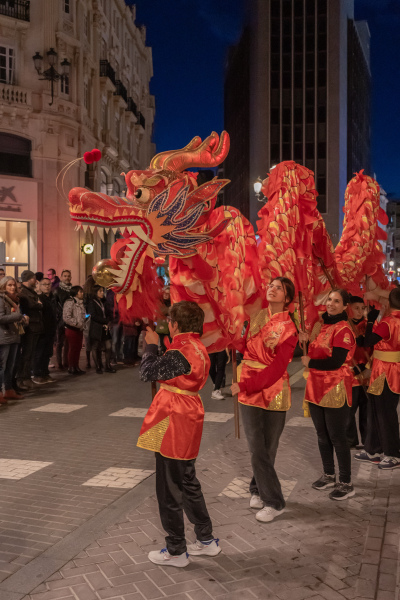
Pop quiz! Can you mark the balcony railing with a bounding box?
[126,97,137,117]
[138,111,145,129]
[99,60,116,86]
[114,79,127,103]
[0,83,31,106]
[0,0,30,21]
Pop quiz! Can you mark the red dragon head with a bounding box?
[68,131,230,318]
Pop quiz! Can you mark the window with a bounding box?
[0,46,14,84]
[60,74,69,95]
[64,0,70,13]
[0,133,31,177]
[84,13,90,40]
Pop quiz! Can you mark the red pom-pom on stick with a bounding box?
[83,151,94,164]
[91,149,102,162]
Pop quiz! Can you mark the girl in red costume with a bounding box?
[231,277,298,523]
[138,301,221,568]
[300,289,356,501]
[355,287,400,469]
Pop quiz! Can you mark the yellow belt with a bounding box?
[159,383,200,396]
[242,359,267,370]
[373,350,400,363]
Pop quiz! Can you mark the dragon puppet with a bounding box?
[68,132,260,353]
[66,132,390,351]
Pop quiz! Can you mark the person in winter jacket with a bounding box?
[63,286,86,375]
[0,276,28,402]
[87,286,116,374]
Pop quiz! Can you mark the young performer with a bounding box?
[231,277,298,523]
[355,287,400,469]
[138,301,220,567]
[346,296,370,448]
[300,289,356,500]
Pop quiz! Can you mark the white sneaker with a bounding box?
[148,548,189,567]
[249,494,263,509]
[211,390,224,400]
[187,538,221,556]
[255,506,285,523]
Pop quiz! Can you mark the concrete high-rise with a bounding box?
[224,0,371,242]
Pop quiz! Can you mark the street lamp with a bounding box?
[389,260,394,267]
[32,48,71,106]
[253,177,266,203]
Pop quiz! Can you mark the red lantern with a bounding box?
[154,256,165,265]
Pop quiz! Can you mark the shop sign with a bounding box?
[0,178,38,220]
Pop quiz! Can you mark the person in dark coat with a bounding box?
[16,270,43,390]
[0,276,28,401]
[53,269,72,369]
[33,278,58,383]
[87,286,116,374]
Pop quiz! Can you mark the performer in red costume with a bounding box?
[231,277,298,523]
[300,289,356,501]
[138,301,221,567]
[355,287,400,469]
[346,296,371,448]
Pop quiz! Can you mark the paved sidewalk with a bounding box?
[18,368,400,600]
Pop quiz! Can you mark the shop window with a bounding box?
[0,45,14,85]
[0,133,31,177]
[0,221,29,275]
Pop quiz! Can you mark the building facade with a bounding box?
[0,0,155,282]
[386,199,400,280]
[224,0,371,243]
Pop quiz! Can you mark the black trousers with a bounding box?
[155,453,213,555]
[17,331,40,381]
[209,350,228,390]
[56,325,69,367]
[33,334,55,377]
[365,381,400,458]
[309,402,351,484]
[240,404,286,510]
[346,385,368,446]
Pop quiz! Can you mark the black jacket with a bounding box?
[19,285,43,334]
[87,297,111,342]
[38,292,58,336]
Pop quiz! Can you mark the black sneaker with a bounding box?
[354,450,381,464]
[329,482,355,501]
[312,473,336,491]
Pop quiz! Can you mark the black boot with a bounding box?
[92,349,103,374]
[105,361,117,373]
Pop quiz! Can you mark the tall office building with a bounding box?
[224,0,371,241]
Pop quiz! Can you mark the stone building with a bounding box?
[0,0,155,281]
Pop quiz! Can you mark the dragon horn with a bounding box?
[149,136,203,169]
[162,131,230,173]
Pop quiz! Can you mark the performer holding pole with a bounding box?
[355,287,400,469]
[300,289,356,500]
[230,278,298,523]
[346,296,371,449]
[138,301,221,567]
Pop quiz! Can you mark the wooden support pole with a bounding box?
[231,349,240,439]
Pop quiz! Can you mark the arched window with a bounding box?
[0,133,31,177]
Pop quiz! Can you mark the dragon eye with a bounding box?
[134,187,151,203]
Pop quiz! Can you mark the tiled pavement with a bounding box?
[3,361,396,600]
[0,359,238,599]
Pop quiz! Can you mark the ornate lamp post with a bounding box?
[32,48,71,106]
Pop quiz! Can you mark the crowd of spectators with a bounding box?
[0,268,153,405]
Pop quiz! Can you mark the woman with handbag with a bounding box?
[87,286,116,374]
[63,286,86,375]
[0,276,29,402]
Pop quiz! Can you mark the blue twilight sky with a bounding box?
[128,0,400,197]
